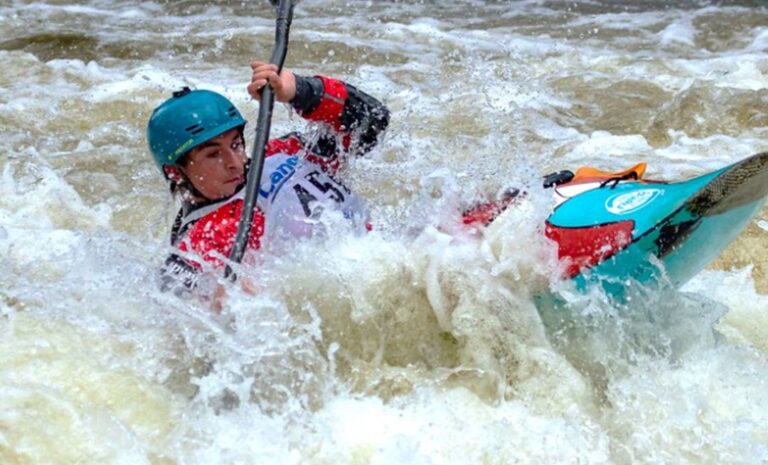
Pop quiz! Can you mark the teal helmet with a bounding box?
[147,87,246,170]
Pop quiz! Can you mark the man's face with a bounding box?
[180,128,247,200]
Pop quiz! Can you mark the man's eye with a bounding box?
[207,151,220,159]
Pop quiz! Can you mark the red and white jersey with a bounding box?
[173,153,368,267]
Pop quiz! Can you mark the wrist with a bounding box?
[283,70,297,103]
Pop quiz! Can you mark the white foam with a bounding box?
[566,10,670,31]
[747,28,768,52]
[606,345,768,463]
[682,268,768,353]
[655,131,765,176]
[313,388,610,464]
[87,66,173,102]
[13,3,111,16]
[671,55,768,91]
[562,131,653,168]
[658,18,696,47]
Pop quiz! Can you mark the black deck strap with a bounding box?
[599,171,639,189]
[543,170,575,188]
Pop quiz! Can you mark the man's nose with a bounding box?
[222,147,243,169]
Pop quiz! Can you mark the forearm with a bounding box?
[291,74,390,154]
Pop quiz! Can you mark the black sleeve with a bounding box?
[340,82,391,156]
[291,74,325,115]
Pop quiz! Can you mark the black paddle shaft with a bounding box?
[226,0,294,279]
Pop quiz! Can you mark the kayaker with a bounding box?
[146,61,390,297]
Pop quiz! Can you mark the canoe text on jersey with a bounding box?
[259,155,299,199]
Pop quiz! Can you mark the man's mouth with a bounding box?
[227,175,245,184]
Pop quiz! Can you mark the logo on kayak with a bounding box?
[605,188,662,215]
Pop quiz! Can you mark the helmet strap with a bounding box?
[166,166,214,204]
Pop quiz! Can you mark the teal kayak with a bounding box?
[545,152,768,296]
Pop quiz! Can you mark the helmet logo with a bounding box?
[172,138,195,159]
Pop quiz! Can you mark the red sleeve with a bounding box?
[265,134,304,157]
[461,202,501,226]
[301,76,348,132]
[461,190,521,226]
[178,199,265,267]
[266,132,342,174]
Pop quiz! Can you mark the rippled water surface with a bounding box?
[2,1,768,464]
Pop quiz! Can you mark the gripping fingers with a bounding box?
[250,61,277,71]
[247,61,294,102]
[248,69,279,99]
[247,79,267,99]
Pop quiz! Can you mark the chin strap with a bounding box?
[176,172,210,202]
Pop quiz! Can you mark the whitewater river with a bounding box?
[2,0,768,463]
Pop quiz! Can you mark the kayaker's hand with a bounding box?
[210,277,259,314]
[248,61,296,103]
[240,277,259,296]
[211,283,227,314]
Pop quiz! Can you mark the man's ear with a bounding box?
[163,165,184,184]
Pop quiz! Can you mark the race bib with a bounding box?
[258,154,369,242]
